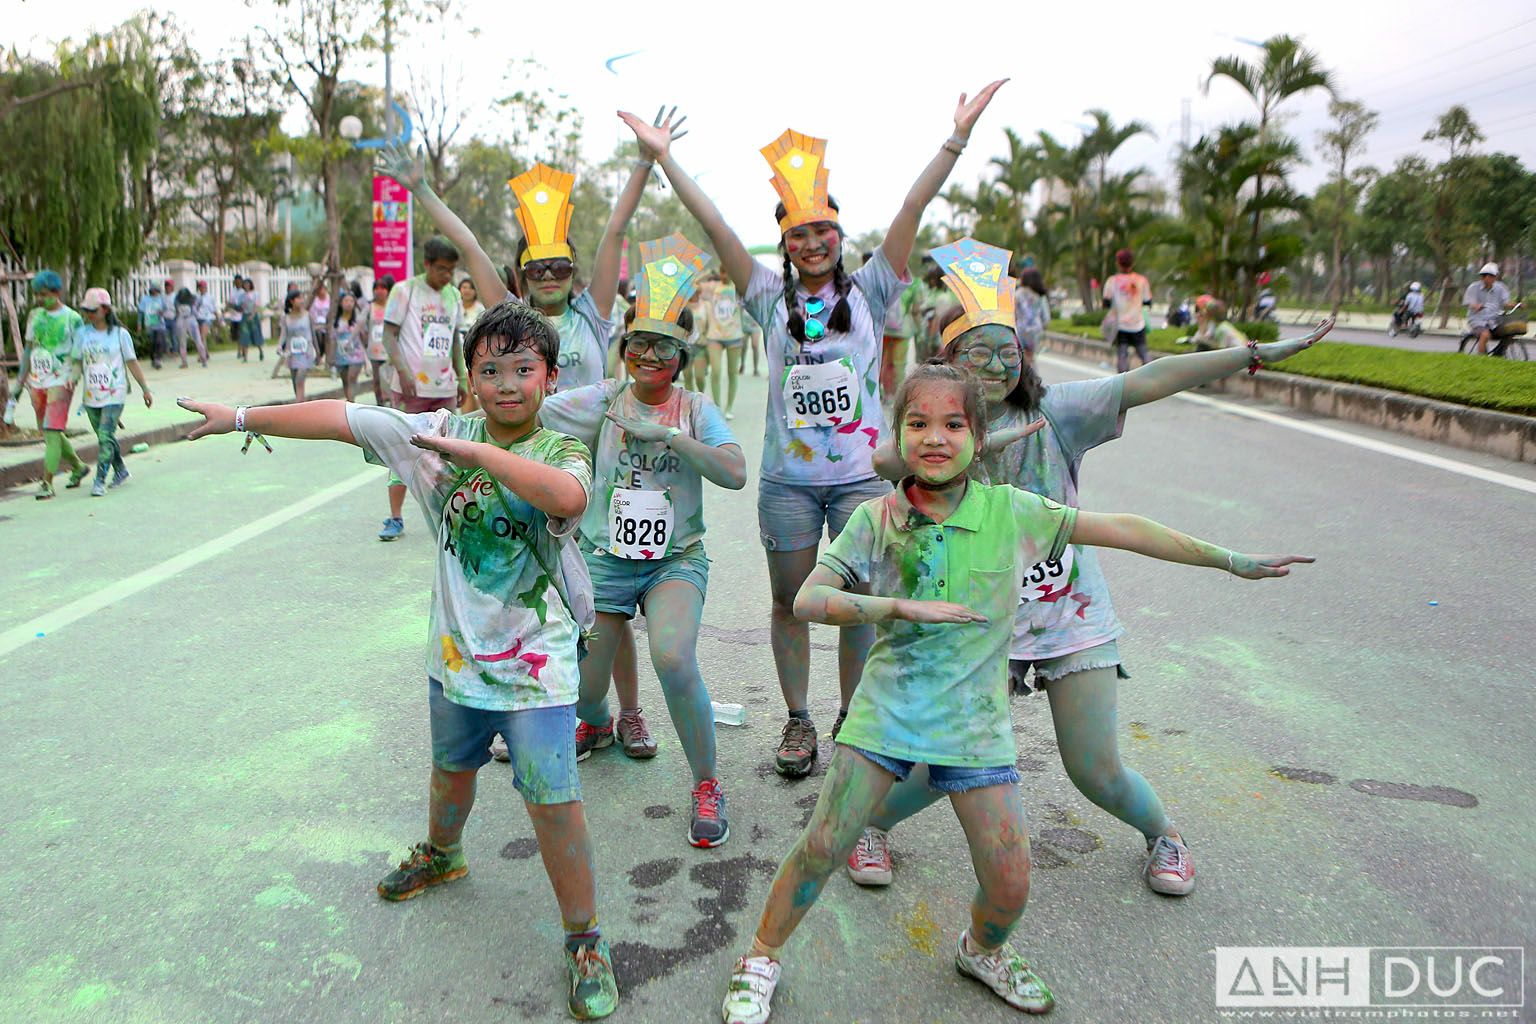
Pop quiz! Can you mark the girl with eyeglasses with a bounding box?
[853,240,1335,901]
[620,83,1007,778]
[540,235,747,849]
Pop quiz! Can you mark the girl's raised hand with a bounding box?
[1227,553,1316,580]
[896,599,989,624]
[1260,316,1335,363]
[177,397,234,439]
[618,106,689,163]
[377,142,427,193]
[953,79,1009,138]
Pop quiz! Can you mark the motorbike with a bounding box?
[1457,302,1529,359]
[1387,304,1423,338]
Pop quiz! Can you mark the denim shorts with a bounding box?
[427,679,581,805]
[756,475,892,552]
[584,542,709,619]
[842,744,1021,794]
[1009,640,1130,694]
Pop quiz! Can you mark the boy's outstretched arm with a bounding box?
[1070,510,1314,580]
[178,398,355,444]
[408,434,587,520]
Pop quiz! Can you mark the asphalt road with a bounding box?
[3,355,1533,1024]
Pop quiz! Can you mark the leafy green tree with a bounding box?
[1357,156,1433,301]
[1205,34,1337,313]
[1316,99,1379,314]
[1422,106,1486,325]
[0,17,160,285]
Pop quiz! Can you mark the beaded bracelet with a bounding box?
[1246,340,1264,376]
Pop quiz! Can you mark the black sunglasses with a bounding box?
[525,259,575,282]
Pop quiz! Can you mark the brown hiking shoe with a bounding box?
[774,716,818,777]
[376,841,467,901]
[616,708,658,759]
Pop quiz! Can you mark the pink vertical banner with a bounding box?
[373,175,413,281]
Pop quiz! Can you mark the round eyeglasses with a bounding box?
[626,336,681,361]
[958,342,1023,369]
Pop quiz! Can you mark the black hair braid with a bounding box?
[782,249,807,343]
[827,255,852,334]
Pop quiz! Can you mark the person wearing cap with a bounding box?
[12,271,89,498]
[137,283,167,370]
[69,288,152,496]
[1464,263,1513,354]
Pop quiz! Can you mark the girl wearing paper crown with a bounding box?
[620,82,1007,781]
[540,234,747,849]
[848,238,1335,902]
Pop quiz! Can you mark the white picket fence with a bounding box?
[114,263,317,316]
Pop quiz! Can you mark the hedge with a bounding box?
[1046,320,1536,416]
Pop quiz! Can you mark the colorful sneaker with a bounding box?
[722,955,780,1024]
[376,841,467,902]
[65,464,89,489]
[616,708,658,759]
[846,826,892,886]
[774,717,818,778]
[489,733,510,762]
[566,939,620,1019]
[689,778,730,848]
[34,480,54,501]
[575,720,614,762]
[90,480,106,498]
[1144,834,1195,896]
[954,931,1055,1014]
[109,468,131,489]
[378,517,404,541]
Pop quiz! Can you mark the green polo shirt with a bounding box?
[820,479,1076,768]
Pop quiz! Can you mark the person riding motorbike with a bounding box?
[1389,282,1424,337]
[1464,263,1513,355]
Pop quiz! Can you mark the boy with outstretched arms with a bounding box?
[177,301,619,1020]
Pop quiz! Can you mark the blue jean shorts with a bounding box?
[1009,639,1130,694]
[427,679,581,805]
[757,476,892,552]
[843,744,1021,794]
[584,542,709,619]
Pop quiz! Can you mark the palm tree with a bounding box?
[1205,34,1337,313]
[1035,129,1096,307]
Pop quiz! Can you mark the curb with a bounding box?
[1042,332,1536,465]
[1,381,353,491]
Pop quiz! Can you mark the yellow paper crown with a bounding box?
[508,164,575,265]
[629,233,712,342]
[931,238,1017,345]
[761,129,837,234]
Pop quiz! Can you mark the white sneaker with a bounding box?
[722,955,780,1024]
[954,931,1055,1014]
[846,826,893,886]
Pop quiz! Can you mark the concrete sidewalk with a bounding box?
[0,349,378,489]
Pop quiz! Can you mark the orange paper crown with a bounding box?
[761,129,837,234]
[508,164,575,265]
[931,238,1017,345]
[629,233,712,342]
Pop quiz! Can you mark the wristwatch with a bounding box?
[664,427,682,447]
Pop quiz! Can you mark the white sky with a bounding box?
[10,0,1536,246]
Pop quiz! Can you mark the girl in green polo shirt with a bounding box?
[721,363,1314,1023]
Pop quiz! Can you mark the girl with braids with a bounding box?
[620,81,1007,778]
[851,237,1335,901]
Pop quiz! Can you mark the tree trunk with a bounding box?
[322,155,341,275]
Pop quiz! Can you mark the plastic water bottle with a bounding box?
[130,442,150,454]
[711,701,746,727]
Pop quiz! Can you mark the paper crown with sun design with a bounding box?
[628,233,712,342]
[761,129,838,234]
[931,238,1017,345]
[508,164,575,266]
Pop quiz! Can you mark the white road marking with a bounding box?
[1039,353,1536,496]
[0,468,379,657]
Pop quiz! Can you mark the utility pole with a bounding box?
[383,0,393,138]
